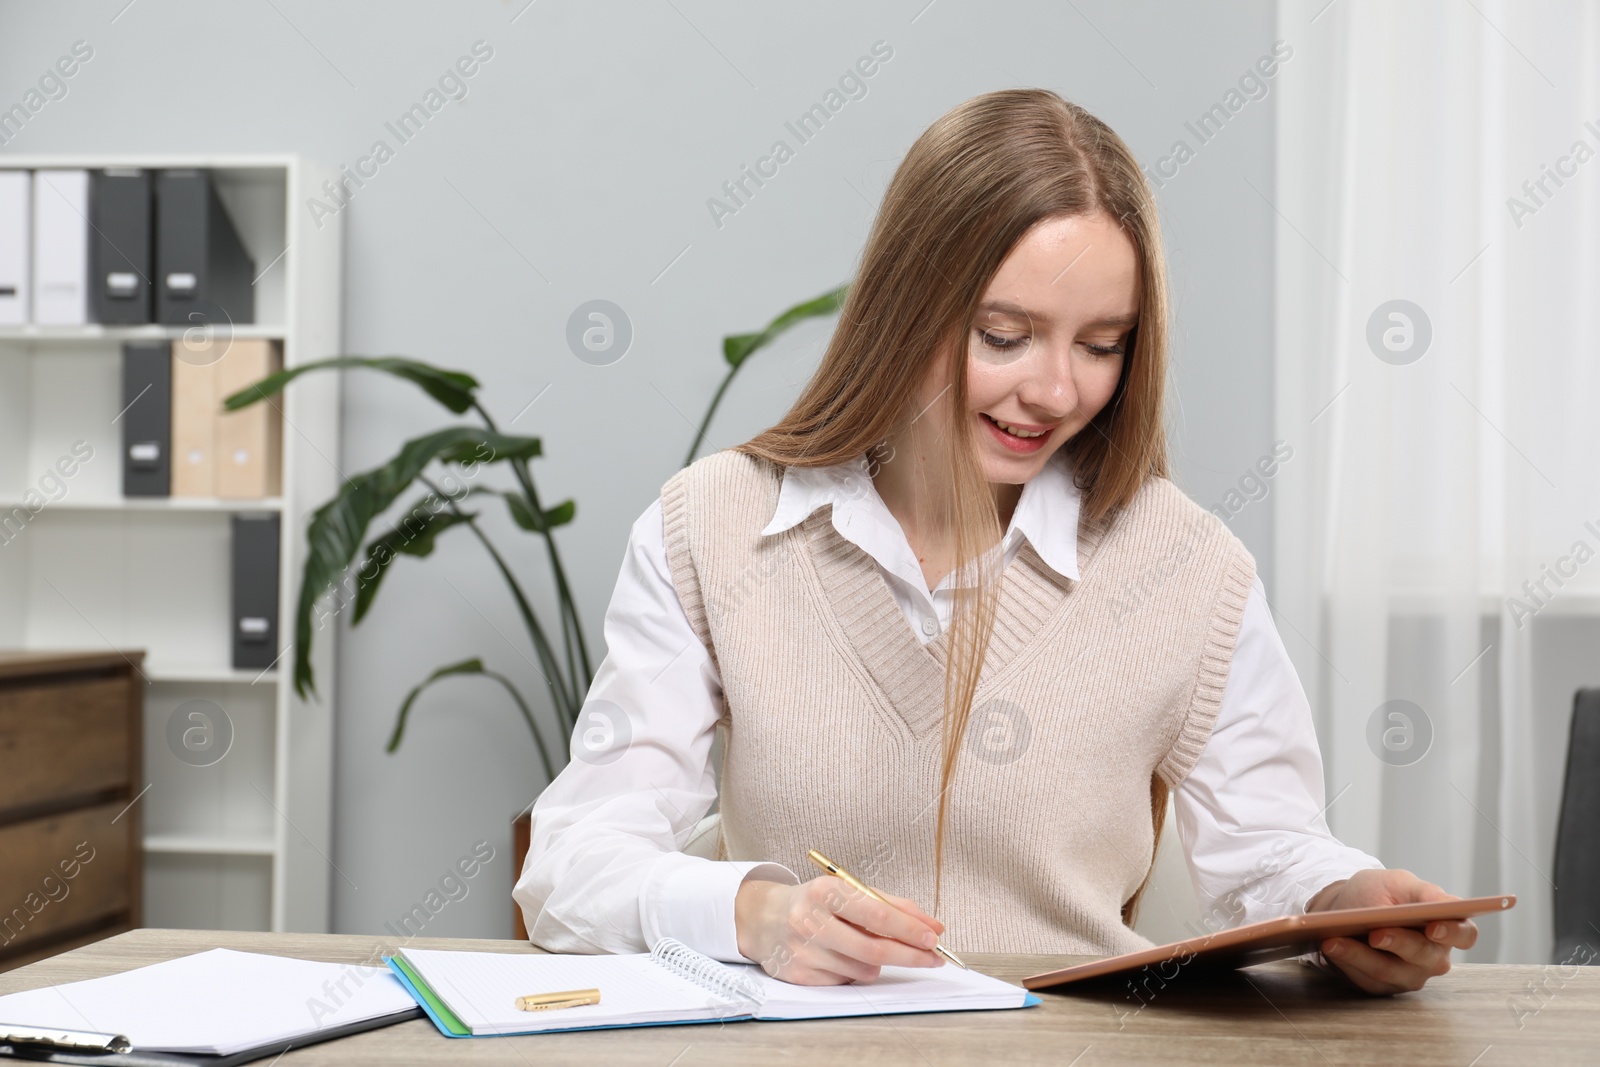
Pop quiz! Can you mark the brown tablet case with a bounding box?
[1024,894,1516,991]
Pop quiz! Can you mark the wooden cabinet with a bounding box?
[0,650,143,971]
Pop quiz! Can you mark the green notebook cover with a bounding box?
[386,955,469,1036]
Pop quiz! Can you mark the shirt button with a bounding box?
[921,616,939,637]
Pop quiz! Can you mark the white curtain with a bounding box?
[1274,0,1600,964]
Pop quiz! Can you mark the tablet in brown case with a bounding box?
[1023,894,1516,991]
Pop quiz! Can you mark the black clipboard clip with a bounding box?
[0,1027,131,1055]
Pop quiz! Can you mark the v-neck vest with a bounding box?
[660,449,1255,954]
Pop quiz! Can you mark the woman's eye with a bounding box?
[977,329,1027,351]
[1085,341,1126,358]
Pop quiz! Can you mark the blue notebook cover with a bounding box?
[383,956,1039,1039]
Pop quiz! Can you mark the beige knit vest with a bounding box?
[660,449,1255,955]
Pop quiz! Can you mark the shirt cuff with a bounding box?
[1289,854,1383,915]
[640,856,798,963]
[1226,847,1384,928]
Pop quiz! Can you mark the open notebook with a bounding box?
[387,938,1037,1037]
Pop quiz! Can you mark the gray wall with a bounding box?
[0,0,1280,938]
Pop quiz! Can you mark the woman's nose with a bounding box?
[1015,343,1078,420]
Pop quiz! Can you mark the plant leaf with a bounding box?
[222,356,481,414]
[502,493,576,533]
[386,657,486,752]
[292,425,543,697]
[352,503,478,624]
[385,657,561,781]
[722,283,849,368]
[541,499,576,528]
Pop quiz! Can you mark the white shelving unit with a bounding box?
[0,154,343,934]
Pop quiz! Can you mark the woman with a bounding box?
[514,89,1476,995]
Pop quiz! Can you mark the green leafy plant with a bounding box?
[224,284,847,781]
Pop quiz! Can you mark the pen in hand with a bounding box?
[807,849,968,969]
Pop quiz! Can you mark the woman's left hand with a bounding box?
[1305,868,1478,995]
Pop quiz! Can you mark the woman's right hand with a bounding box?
[733,876,947,984]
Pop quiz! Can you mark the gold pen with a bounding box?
[514,987,601,1012]
[807,848,968,969]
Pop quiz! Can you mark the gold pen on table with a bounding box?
[807,848,968,969]
[514,987,601,1012]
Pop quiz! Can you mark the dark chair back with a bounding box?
[1552,688,1600,965]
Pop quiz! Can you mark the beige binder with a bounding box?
[170,349,216,497]
[213,339,283,499]
[169,340,282,498]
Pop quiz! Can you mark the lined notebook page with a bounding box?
[397,948,732,1035]
[730,962,1029,1019]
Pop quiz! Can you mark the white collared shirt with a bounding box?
[514,449,1382,961]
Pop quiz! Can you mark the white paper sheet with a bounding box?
[0,948,417,1054]
[735,962,1029,1019]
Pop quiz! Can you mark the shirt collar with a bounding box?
[759,448,1081,585]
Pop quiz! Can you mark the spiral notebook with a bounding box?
[385,938,1037,1037]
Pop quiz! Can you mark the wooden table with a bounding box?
[1,929,1596,1065]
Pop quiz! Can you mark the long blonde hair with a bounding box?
[737,88,1172,923]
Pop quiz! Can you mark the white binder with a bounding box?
[32,168,90,325]
[0,170,29,325]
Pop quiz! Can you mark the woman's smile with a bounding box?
[979,411,1053,453]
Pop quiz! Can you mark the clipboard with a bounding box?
[0,1009,423,1066]
[0,948,423,1065]
[1023,894,1516,991]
